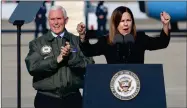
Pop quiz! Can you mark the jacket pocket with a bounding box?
[33,75,57,90]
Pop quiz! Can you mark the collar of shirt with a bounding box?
[51,31,65,38]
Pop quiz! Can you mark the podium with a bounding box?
[82,64,167,108]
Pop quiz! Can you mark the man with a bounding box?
[95,1,108,34]
[25,5,94,108]
[34,1,47,38]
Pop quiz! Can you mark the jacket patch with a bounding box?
[71,47,78,52]
[41,45,52,55]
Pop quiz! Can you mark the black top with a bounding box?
[80,30,170,64]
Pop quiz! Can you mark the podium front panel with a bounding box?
[82,64,167,108]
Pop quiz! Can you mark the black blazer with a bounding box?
[80,30,170,64]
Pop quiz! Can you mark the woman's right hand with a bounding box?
[77,22,86,42]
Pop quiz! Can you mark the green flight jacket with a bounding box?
[25,30,95,97]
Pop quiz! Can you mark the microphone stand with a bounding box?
[13,20,24,108]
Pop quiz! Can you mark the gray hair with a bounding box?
[49,5,68,18]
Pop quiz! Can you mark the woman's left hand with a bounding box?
[160,11,171,26]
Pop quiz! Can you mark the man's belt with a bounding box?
[38,87,80,98]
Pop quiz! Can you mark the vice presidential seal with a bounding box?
[110,70,140,100]
[41,45,52,55]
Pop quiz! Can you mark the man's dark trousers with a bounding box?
[34,92,82,108]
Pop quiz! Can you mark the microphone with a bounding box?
[113,33,134,63]
[113,34,124,44]
[123,34,135,43]
[123,34,134,62]
[113,34,124,62]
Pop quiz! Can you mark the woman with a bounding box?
[77,6,171,64]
